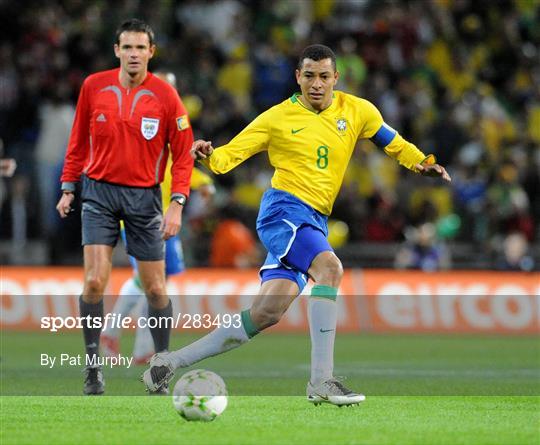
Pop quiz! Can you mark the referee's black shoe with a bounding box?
[83,365,105,395]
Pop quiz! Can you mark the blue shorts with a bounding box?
[256,188,333,293]
[121,229,185,277]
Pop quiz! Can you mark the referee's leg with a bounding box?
[137,260,172,353]
[81,244,113,394]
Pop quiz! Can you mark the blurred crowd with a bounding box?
[0,0,538,270]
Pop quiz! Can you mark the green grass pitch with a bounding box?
[1,331,539,444]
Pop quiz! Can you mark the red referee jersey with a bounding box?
[61,68,194,196]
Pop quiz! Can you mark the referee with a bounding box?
[56,19,194,395]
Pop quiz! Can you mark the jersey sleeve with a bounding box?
[168,90,194,197]
[382,134,429,171]
[201,111,270,174]
[357,98,385,139]
[359,99,428,172]
[60,78,91,186]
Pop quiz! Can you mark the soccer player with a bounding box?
[143,44,451,405]
[56,20,194,395]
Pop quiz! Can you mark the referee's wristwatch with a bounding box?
[171,194,187,206]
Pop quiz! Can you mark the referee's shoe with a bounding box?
[83,365,104,395]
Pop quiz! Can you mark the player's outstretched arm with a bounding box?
[359,99,451,183]
[190,140,213,160]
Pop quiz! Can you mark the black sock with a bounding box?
[79,296,103,364]
[148,299,172,353]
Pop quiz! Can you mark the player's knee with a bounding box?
[143,283,167,308]
[317,254,343,286]
[251,307,283,330]
[330,256,344,281]
[84,275,107,297]
[143,280,169,309]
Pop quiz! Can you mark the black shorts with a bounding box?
[80,175,164,261]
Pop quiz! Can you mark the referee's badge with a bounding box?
[176,114,190,131]
[336,118,348,135]
[141,117,159,140]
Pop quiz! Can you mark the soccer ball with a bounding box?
[172,369,228,422]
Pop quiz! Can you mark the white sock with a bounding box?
[132,299,154,359]
[168,313,251,370]
[308,293,337,385]
[103,277,144,337]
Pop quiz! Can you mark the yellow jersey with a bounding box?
[203,91,428,215]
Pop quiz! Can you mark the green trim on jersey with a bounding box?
[290,92,337,115]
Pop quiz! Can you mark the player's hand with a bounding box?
[56,192,75,218]
[161,202,183,240]
[415,163,451,182]
[190,140,213,160]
